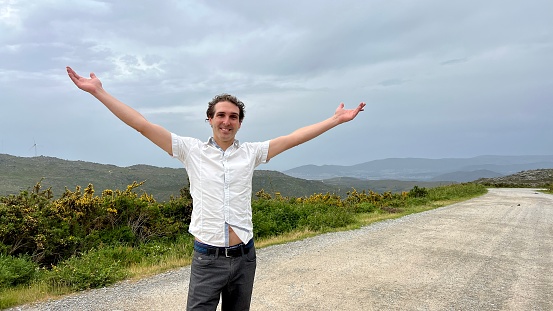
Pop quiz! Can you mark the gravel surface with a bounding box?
[7,188,553,311]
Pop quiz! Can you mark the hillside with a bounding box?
[0,154,186,201]
[475,169,553,188]
[1,154,335,201]
[283,155,553,181]
[0,154,453,201]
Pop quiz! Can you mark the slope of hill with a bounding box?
[0,154,187,201]
[283,155,553,181]
[0,154,458,201]
[3,154,332,200]
[475,169,553,187]
[5,154,552,200]
[0,154,344,200]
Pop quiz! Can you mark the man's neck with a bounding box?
[210,137,235,151]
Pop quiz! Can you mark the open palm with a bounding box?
[334,102,366,123]
[66,66,103,93]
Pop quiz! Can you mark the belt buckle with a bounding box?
[225,248,230,258]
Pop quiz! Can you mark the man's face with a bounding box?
[208,101,242,148]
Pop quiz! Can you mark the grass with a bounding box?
[0,183,487,309]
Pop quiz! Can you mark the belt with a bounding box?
[194,239,253,258]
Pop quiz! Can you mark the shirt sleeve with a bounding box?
[255,140,271,166]
[171,133,197,163]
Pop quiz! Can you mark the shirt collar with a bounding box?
[207,137,240,151]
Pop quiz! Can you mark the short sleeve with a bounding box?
[171,133,200,163]
[247,140,270,167]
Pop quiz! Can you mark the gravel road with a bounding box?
[8,188,553,311]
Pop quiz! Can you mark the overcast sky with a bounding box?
[1,0,552,172]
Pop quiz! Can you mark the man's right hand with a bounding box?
[67,66,102,94]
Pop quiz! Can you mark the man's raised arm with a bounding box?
[267,102,366,161]
[66,67,173,155]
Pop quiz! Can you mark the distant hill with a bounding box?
[1,154,451,201]
[475,169,553,188]
[430,169,504,183]
[0,154,187,201]
[283,155,553,182]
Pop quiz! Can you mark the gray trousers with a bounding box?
[187,244,257,311]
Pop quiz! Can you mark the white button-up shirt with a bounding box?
[171,133,270,247]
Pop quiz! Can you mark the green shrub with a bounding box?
[0,185,54,259]
[408,186,428,198]
[45,248,129,290]
[352,202,377,213]
[300,204,354,231]
[252,200,301,238]
[428,183,487,200]
[0,255,38,288]
[252,199,356,238]
[0,181,193,268]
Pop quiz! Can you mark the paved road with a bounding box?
[10,188,553,310]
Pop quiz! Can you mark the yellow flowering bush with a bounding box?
[0,181,192,268]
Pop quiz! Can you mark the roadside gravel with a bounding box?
[7,188,553,310]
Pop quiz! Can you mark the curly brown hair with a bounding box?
[206,94,246,123]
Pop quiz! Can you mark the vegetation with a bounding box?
[0,180,486,309]
[0,153,455,201]
[475,169,553,188]
[545,183,553,194]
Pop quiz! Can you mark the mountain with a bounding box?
[0,154,457,201]
[0,154,187,201]
[283,155,553,182]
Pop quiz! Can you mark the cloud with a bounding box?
[440,58,468,66]
[0,0,552,172]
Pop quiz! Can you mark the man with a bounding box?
[66,66,366,310]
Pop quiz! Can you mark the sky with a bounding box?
[1,0,552,172]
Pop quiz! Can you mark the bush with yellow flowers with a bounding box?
[0,181,192,270]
